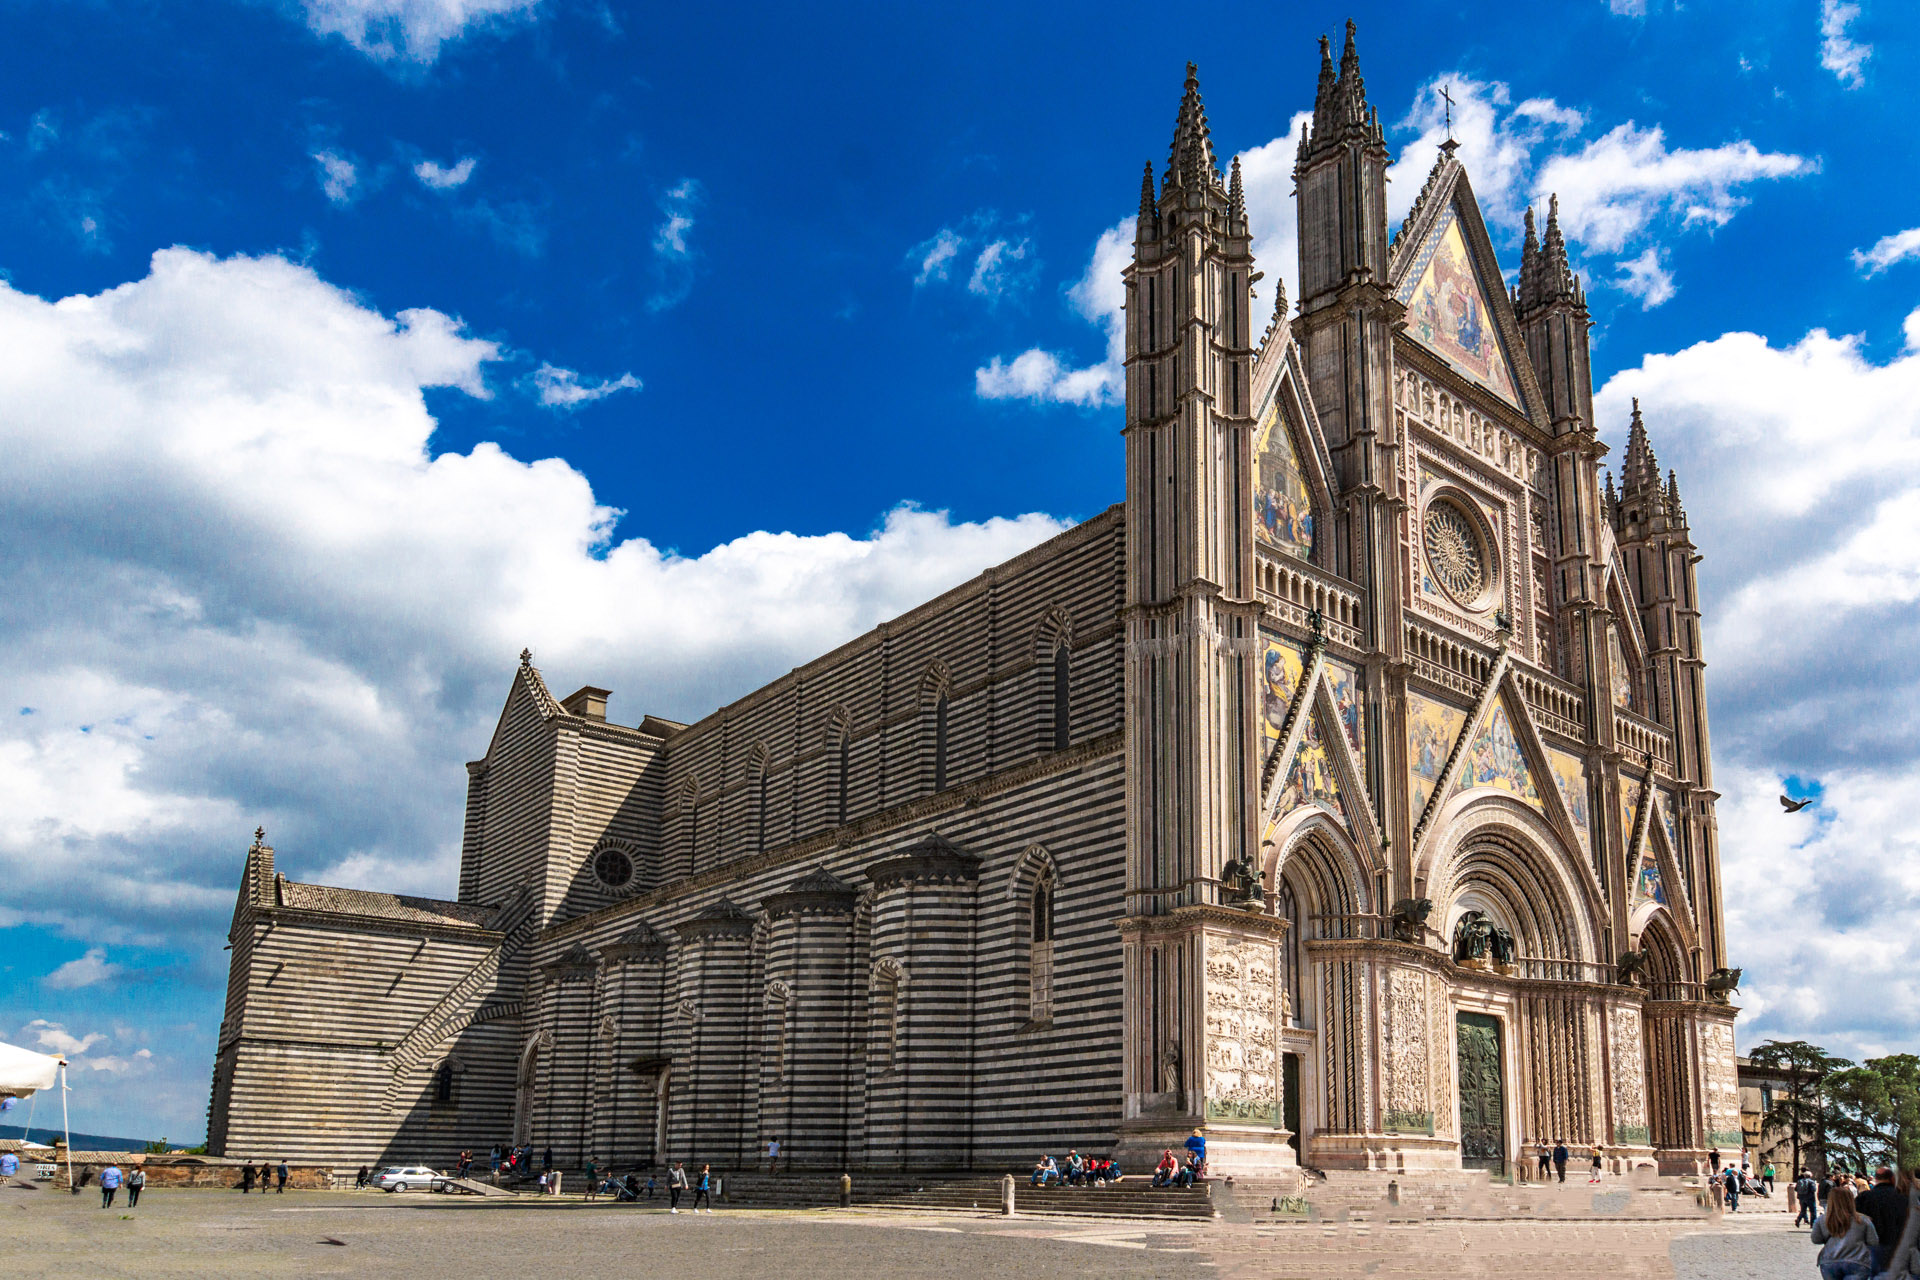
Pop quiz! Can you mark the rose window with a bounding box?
[593,847,634,889]
[1424,500,1490,605]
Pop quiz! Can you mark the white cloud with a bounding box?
[299,0,543,65]
[24,1020,105,1057]
[0,245,1066,960]
[530,362,641,409]
[414,156,476,190]
[1534,124,1811,254]
[1853,226,1920,276]
[1820,0,1872,88]
[311,149,360,205]
[1608,0,1648,13]
[1388,76,1584,231]
[910,229,963,286]
[1595,305,1920,1055]
[647,179,702,312]
[1613,247,1676,308]
[44,947,121,990]
[83,1048,154,1074]
[966,238,1033,301]
[974,220,1129,408]
[908,214,1038,305]
[1238,113,1313,310]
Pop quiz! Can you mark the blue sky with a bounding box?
[3,0,1917,1144]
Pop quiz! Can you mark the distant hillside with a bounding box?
[5,1126,162,1152]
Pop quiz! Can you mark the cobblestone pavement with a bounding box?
[0,1184,1814,1280]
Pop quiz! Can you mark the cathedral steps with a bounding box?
[716,1172,1217,1220]
[1255,1169,1712,1222]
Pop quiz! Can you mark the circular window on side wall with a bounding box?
[593,845,634,891]
[1422,493,1500,613]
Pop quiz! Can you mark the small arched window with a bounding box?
[837,732,851,826]
[1029,875,1055,1022]
[435,1062,454,1104]
[1051,643,1071,751]
[932,694,950,792]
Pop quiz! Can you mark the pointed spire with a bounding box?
[1666,469,1687,525]
[1621,398,1663,500]
[1228,155,1245,222]
[1336,19,1370,125]
[1138,161,1157,219]
[1167,61,1220,192]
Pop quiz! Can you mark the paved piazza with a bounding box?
[4,1187,1811,1279]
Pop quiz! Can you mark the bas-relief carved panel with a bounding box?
[1384,968,1434,1133]
[1429,974,1453,1136]
[1408,690,1470,819]
[1204,935,1283,1126]
[1253,397,1316,562]
[1609,1006,1648,1136]
[1703,1021,1741,1144]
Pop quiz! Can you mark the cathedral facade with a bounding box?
[207,29,1740,1179]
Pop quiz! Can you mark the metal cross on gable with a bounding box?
[1440,82,1456,142]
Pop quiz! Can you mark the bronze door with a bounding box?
[1455,1012,1505,1172]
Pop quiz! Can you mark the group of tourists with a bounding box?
[91,1163,143,1208]
[1030,1149,1124,1186]
[488,1143,552,1179]
[237,1159,289,1193]
[579,1160,710,1211]
[1800,1165,1920,1280]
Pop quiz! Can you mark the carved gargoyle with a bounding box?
[1705,967,1743,1002]
[1219,856,1265,909]
[1616,949,1649,986]
[1390,897,1434,943]
[1452,910,1492,965]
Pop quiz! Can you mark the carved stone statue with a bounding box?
[1219,856,1265,909]
[1488,925,1517,968]
[1616,949,1648,986]
[1160,1044,1182,1093]
[1452,910,1493,966]
[1389,897,1433,943]
[1705,967,1742,1003]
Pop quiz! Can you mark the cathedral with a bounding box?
[207,27,1741,1180]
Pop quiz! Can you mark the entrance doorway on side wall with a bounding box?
[1455,1012,1505,1173]
[1282,1052,1302,1159]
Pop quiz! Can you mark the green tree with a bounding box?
[142,1138,170,1154]
[1827,1055,1920,1174]
[1749,1039,1851,1175]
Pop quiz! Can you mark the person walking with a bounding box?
[584,1156,598,1200]
[1722,1163,1741,1212]
[240,1161,256,1194]
[1798,1170,1820,1227]
[1813,1182,1878,1280]
[275,1159,288,1193]
[1552,1140,1569,1184]
[669,1161,687,1213]
[692,1164,712,1213]
[1588,1149,1604,1184]
[1856,1167,1908,1274]
[126,1166,145,1208]
[490,1145,501,1176]
[97,1163,122,1208]
[1536,1145,1551,1182]
[1763,1161,1776,1196]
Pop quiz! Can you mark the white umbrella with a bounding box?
[0,1042,71,1191]
[0,1042,62,1097]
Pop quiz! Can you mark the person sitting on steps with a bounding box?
[1152,1149,1178,1187]
[1030,1155,1058,1187]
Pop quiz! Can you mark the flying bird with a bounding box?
[1780,795,1814,814]
[318,1238,347,1247]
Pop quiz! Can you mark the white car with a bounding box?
[373,1165,439,1193]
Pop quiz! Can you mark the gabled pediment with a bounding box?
[1390,155,1547,425]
